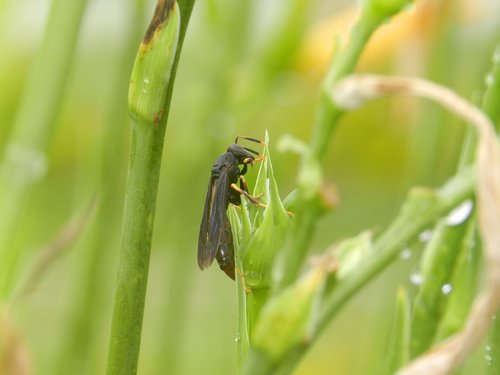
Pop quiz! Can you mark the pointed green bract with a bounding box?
[227,132,291,366]
[245,140,289,288]
[227,131,290,290]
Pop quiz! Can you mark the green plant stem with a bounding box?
[247,166,475,375]
[410,40,500,357]
[55,2,147,373]
[382,288,411,375]
[245,288,270,338]
[0,0,89,298]
[487,316,500,374]
[481,41,500,375]
[317,166,475,334]
[107,126,164,375]
[409,220,467,357]
[236,280,251,372]
[438,215,480,338]
[106,1,195,374]
[275,5,391,292]
[259,0,310,74]
[481,43,500,128]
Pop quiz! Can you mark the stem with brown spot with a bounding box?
[106,1,195,374]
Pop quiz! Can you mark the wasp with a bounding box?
[197,136,264,280]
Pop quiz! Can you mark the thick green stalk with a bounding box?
[274,3,403,292]
[0,0,89,298]
[107,126,163,375]
[106,1,195,374]
[55,2,147,374]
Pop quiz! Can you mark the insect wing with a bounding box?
[198,175,216,269]
[197,166,231,270]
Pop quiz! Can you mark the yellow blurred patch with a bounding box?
[296,0,449,77]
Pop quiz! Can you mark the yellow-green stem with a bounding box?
[106,1,195,374]
[0,0,89,298]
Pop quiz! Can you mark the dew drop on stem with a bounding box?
[400,247,412,260]
[446,200,473,226]
[441,283,453,295]
[410,271,423,286]
[485,354,493,367]
[485,73,496,87]
[419,229,433,243]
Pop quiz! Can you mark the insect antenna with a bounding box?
[234,135,266,146]
[235,136,266,161]
[243,147,259,156]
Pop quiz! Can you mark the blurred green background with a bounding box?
[1,0,499,373]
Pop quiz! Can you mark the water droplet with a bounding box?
[441,283,453,295]
[485,73,495,87]
[235,334,241,343]
[400,248,413,260]
[447,200,474,226]
[485,354,493,366]
[144,77,150,84]
[419,230,433,243]
[485,344,492,352]
[410,272,423,285]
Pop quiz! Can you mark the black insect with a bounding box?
[197,137,263,280]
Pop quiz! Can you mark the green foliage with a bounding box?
[382,288,411,375]
[410,219,468,357]
[1,1,499,375]
[107,1,195,374]
[0,0,89,298]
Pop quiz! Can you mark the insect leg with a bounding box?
[240,163,248,176]
[238,175,264,199]
[230,183,266,208]
[236,267,251,293]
